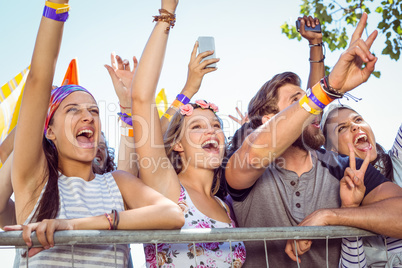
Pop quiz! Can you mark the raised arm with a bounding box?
[160,41,219,134]
[297,16,325,88]
[226,12,377,190]
[131,0,181,201]
[12,0,69,224]
[105,53,139,175]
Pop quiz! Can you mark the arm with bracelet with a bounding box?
[160,40,220,134]
[296,16,325,89]
[105,53,139,175]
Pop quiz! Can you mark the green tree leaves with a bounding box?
[282,0,402,78]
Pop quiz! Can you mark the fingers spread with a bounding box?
[359,147,371,174]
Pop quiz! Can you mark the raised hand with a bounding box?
[182,41,220,98]
[229,107,249,126]
[297,16,322,44]
[328,12,378,93]
[340,143,371,208]
[105,53,138,108]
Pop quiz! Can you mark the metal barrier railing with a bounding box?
[0,226,376,268]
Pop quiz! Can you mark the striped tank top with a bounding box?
[18,172,129,268]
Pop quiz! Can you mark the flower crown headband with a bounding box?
[179,100,219,116]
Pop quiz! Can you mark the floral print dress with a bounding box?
[144,186,246,268]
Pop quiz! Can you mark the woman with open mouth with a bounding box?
[130,0,246,267]
[4,1,184,267]
[321,103,402,267]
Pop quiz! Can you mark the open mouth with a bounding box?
[201,139,220,154]
[94,155,103,166]
[76,128,95,149]
[353,133,372,152]
[311,116,321,128]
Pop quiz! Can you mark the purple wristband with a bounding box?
[43,6,69,22]
[306,88,326,109]
[118,112,133,126]
[176,94,190,105]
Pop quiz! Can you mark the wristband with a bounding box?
[43,6,69,22]
[311,82,334,106]
[118,112,133,126]
[112,209,120,230]
[121,126,134,137]
[104,213,113,230]
[176,94,190,105]
[162,112,172,121]
[45,1,70,13]
[299,95,321,115]
[322,76,343,99]
[306,88,326,109]
[171,99,183,109]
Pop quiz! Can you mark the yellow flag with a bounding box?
[0,67,30,142]
[155,88,168,118]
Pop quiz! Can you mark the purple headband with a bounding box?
[44,85,94,135]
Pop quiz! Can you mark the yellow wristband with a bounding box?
[299,95,321,115]
[162,112,172,121]
[45,1,70,14]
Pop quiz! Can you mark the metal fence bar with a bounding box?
[264,239,269,268]
[71,244,74,268]
[114,243,117,268]
[0,226,376,247]
[356,236,361,268]
[230,240,233,268]
[326,236,329,268]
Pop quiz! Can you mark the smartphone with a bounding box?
[296,20,321,33]
[197,36,217,68]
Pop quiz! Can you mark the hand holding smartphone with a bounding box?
[296,20,321,33]
[197,36,217,68]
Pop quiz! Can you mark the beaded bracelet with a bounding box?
[153,9,176,33]
[299,95,321,115]
[321,77,343,99]
[104,213,113,230]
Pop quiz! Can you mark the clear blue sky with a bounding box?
[1,0,401,267]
